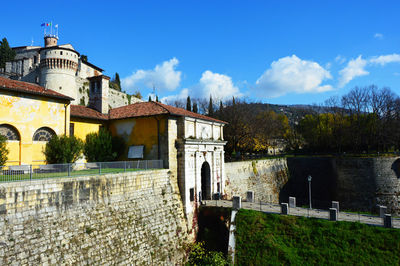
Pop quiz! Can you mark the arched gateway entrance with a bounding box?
[201,161,211,200]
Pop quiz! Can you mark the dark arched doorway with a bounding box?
[201,161,211,200]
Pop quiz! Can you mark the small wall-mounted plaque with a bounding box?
[128,145,144,159]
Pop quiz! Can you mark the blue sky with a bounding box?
[2,0,400,105]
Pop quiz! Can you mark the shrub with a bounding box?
[44,135,83,164]
[0,135,9,166]
[187,242,230,266]
[84,128,125,162]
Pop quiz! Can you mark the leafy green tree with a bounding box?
[0,135,9,166]
[0,37,16,69]
[44,135,83,164]
[84,128,123,162]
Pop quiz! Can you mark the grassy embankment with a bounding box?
[235,209,400,265]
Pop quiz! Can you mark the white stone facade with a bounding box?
[177,117,226,217]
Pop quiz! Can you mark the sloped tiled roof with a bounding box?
[70,105,108,120]
[109,101,227,124]
[0,76,73,101]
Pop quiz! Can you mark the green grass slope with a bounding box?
[235,209,400,265]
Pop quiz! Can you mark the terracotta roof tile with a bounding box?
[0,76,73,101]
[109,101,227,124]
[70,105,108,120]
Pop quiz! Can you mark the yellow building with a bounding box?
[0,76,72,165]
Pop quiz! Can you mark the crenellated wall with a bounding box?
[0,169,192,265]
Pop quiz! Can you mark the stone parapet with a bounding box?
[0,169,191,265]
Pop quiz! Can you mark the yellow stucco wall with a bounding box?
[109,116,167,160]
[70,117,104,141]
[0,90,69,165]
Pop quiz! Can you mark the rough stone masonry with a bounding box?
[0,170,192,265]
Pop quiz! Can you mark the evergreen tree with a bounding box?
[193,102,198,113]
[148,95,152,102]
[186,96,192,111]
[115,72,121,90]
[156,95,159,102]
[232,96,236,105]
[0,38,16,69]
[219,100,223,113]
[81,54,88,62]
[208,95,214,116]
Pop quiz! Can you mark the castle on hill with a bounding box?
[0,34,141,114]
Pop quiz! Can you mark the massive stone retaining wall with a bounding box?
[285,157,400,214]
[224,158,289,202]
[0,170,191,265]
[225,157,400,215]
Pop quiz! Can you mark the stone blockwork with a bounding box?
[286,157,400,214]
[225,157,400,215]
[224,158,289,203]
[0,170,192,265]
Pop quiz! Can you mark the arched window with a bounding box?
[0,124,20,140]
[33,127,55,141]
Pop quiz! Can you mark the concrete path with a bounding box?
[202,200,400,229]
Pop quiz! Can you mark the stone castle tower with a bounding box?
[39,35,79,101]
[0,32,142,113]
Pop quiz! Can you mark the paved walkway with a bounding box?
[202,200,400,229]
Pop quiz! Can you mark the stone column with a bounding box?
[384,214,392,228]
[233,196,241,210]
[281,203,289,215]
[289,197,296,208]
[379,206,387,218]
[332,201,339,212]
[246,191,254,202]
[329,208,338,221]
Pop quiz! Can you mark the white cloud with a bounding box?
[335,55,346,64]
[338,55,369,88]
[122,58,182,92]
[196,70,242,100]
[374,33,384,39]
[254,55,333,98]
[160,88,189,103]
[369,54,400,66]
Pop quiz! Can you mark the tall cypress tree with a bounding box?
[186,96,191,111]
[156,95,159,102]
[0,38,16,69]
[192,102,198,113]
[115,73,121,91]
[148,95,152,102]
[219,100,223,113]
[208,95,214,116]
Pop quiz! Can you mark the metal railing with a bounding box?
[0,160,164,183]
[202,199,400,229]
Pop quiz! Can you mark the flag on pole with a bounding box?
[41,23,46,27]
